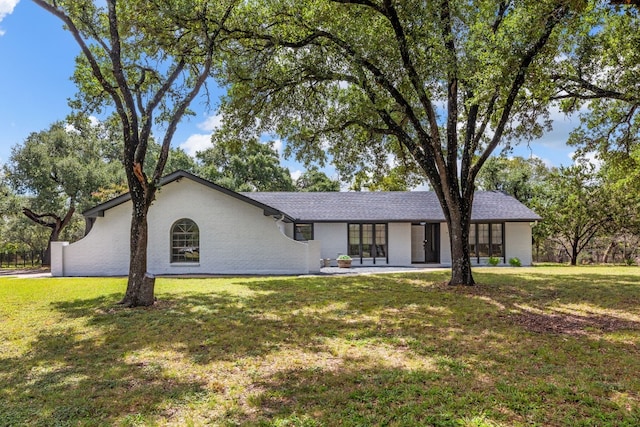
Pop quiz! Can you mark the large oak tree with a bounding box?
[3,121,120,265]
[197,135,296,191]
[218,0,587,284]
[34,0,236,306]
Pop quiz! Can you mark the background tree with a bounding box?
[0,172,16,219]
[3,121,120,265]
[551,1,640,264]
[35,0,236,306]
[475,156,550,205]
[296,167,340,192]
[596,147,640,263]
[197,134,295,191]
[532,163,613,265]
[146,144,199,176]
[219,0,587,285]
[350,165,424,191]
[555,3,639,162]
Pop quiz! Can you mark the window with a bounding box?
[375,224,387,257]
[491,223,504,257]
[477,224,490,257]
[348,224,361,256]
[294,223,313,241]
[171,219,199,263]
[468,223,504,260]
[348,223,387,262]
[468,224,477,256]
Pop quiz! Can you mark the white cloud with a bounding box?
[570,150,602,171]
[0,0,19,36]
[178,114,221,156]
[271,138,283,155]
[179,133,212,157]
[197,113,222,132]
[290,169,302,181]
[530,154,554,168]
[63,115,102,134]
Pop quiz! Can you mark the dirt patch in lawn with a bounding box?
[511,311,640,336]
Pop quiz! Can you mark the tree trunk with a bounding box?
[570,243,578,266]
[602,241,616,264]
[42,227,61,267]
[119,197,155,307]
[22,206,74,267]
[447,202,475,286]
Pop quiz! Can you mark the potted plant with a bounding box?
[337,254,352,268]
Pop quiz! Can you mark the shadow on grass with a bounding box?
[1,271,639,425]
[0,294,209,426]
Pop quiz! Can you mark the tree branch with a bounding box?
[22,207,60,229]
[469,4,569,182]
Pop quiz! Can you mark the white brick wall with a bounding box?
[50,178,535,276]
[505,222,534,266]
[388,223,411,265]
[314,223,347,260]
[53,179,316,276]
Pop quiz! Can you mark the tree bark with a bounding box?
[570,243,578,266]
[602,240,616,263]
[22,206,75,266]
[118,160,157,307]
[119,196,155,307]
[445,196,475,286]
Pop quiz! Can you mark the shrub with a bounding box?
[509,257,522,267]
[487,256,500,266]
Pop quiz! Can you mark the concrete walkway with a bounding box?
[318,265,448,276]
[0,268,51,278]
[0,266,448,279]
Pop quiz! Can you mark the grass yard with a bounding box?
[0,267,639,426]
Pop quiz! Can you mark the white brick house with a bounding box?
[51,170,540,276]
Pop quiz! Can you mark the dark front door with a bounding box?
[411,223,440,263]
[424,223,440,263]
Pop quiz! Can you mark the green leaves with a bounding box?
[531,162,613,264]
[196,134,295,192]
[3,120,122,214]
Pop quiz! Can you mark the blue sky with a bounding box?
[0,0,582,184]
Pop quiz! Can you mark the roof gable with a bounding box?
[82,170,289,219]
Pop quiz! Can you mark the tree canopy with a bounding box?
[217,0,588,284]
[197,134,295,191]
[296,167,340,192]
[555,3,639,160]
[475,156,550,205]
[35,0,236,306]
[532,162,613,265]
[3,120,121,264]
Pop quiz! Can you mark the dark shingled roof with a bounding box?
[82,170,541,223]
[243,191,541,223]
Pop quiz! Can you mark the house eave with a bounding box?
[82,170,292,221]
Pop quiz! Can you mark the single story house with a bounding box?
[51,170,541,276]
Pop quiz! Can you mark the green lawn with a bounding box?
[0,267,639,426]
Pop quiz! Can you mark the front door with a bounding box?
[424,223,440,263]
[411,223,440,263]
[411,225,425,263]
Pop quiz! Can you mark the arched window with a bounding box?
[171,219,199,263]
